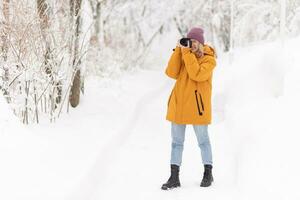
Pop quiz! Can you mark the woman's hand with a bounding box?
[180,46,191,55]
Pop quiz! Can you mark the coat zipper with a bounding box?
[194,90,203,116]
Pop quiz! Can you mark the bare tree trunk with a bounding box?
[95,2,101,40]
[70,70,80,107]
[34,82,39,124]
[23,81,30,124]
[88,0,101,45]
[37,0,49,33]
[37,0,62,111]
[69,0,82,108]
[1,0,11,103]
[36,0,51,71]
[2,0,10,61]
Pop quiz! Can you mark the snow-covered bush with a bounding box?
[0,0,87,124]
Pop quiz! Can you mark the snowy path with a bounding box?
[66,74,172,200]
[0,69,239,200]
[73,70,239,200]
[0,70,175,200]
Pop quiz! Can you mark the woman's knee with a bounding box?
[194,126,210,145]
[172,135,185,145]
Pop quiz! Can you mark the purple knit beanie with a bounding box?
[187,27,204,45]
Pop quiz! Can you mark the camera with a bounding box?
[180,38,192,48]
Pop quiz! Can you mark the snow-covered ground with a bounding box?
[1,36,300,200]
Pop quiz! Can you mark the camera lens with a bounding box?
[180,38,192,48]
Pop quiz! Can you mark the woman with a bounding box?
[161,27,217,190]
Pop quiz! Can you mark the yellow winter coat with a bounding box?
[165,45,216,125]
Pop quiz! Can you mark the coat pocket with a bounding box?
[194,90,203,116]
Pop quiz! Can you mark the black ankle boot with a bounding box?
[200,164,214,187]
[161,164,181,190]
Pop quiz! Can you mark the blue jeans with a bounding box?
[170,122,213,166]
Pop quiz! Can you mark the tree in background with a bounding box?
[69,0,83,108]
[0,0,10,103]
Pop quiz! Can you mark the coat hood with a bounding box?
[203,45,216,58]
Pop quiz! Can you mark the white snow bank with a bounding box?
[0,95,18,130]
[212,36,300,200]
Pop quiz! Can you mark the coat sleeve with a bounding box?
[182,50,216,82]
[165,47,182,80]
